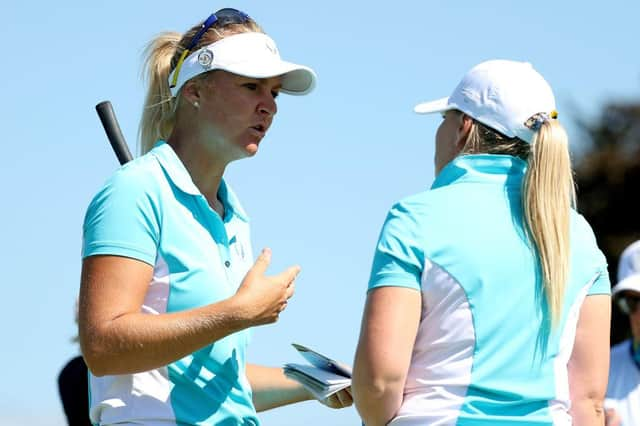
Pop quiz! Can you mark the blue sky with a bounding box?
[2,1,639,425]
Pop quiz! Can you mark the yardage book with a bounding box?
[283,343,352,400]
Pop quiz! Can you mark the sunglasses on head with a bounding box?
[617,293,640,315]
[170,8,251,89]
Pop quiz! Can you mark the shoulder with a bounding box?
[388,190,439,217]
[108,153,163,191]
[378,191,435,237]
[90,153,163,206]
[380,185,471,242]
[570,210,598,243]
[84,153,167,230]
[570,210,608,268]
[373,192,434,254]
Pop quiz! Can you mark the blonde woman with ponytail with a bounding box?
[79,8,351,426]
[353,60,610,426]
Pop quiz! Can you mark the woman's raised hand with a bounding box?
[233,248,299,326]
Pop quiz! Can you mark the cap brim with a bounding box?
[612,274,640,297]
[223,59,317,96]
[414,97,451,114]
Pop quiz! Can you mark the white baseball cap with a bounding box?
[612,240,640,298]
[414,59,557,143]
[168,32,317,97]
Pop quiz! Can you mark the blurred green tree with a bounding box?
[574,101,640,345]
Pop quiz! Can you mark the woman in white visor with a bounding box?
[353,60,611,425]
[79,8,351,426]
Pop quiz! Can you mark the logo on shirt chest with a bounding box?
[234,242,246,261]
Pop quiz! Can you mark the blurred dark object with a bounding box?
[574,101,640,345]
[58,355,91,426]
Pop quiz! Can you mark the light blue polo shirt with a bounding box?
[83,141,259,426]
[368,154,610,425]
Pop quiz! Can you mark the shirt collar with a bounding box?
[218,178,249,223]
[431,154,527,190]
[150,141,249,222]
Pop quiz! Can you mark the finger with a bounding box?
[286,281,296,300]
[336,389,353,407]
[344,386,353,399]
[276,265,300,286]
[248,248,272,277]
[324,394,340,408]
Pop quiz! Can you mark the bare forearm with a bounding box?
[353,378,403,426]
[80,250,299,377]
[81,298,251,376]
[353,287,420,425]
[247,364,312,411]
[570,398,606,426]
[567,295,610,426]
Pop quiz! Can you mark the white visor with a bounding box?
[168,32,317,97]
[414,97,453,114]
[613,275,640,298]
[612,240,640,298]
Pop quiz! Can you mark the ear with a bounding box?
[180,80,202,106]
[455,113,473,150]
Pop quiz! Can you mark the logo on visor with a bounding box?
[198,49,214,68]
[265,41,278,55]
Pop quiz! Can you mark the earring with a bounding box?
[193,101,200,109]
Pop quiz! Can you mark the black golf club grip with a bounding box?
[95,101,133,165]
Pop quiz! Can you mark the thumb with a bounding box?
[248,248,272,277]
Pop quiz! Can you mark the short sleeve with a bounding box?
[82,170,160,266]
[588,266,611,295]
[368,202,425,292]
[571,213,611,296]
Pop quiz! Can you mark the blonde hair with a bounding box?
[461,116,575,327]
[139,19,264,154]
[524,120,575,327]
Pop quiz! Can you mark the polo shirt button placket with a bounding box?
[224,260,231,267]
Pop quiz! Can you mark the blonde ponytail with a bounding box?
[139,32,182,154]
[461,114,575,328]
[523,120,576,327]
